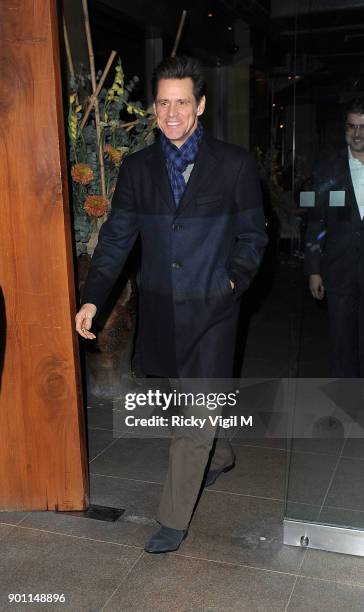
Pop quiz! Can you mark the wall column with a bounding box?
[0,0,88,510]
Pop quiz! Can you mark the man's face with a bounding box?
[345,112,364,154]
[154,77,205,148]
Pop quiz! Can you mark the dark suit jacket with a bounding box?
[304,149,364,293]
[82,133,267,377]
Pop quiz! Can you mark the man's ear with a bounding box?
[197,96,206,116]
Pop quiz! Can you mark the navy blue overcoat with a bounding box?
[82,133,268,377]
[304,149,364,292]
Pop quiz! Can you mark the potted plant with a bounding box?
[67,57,155,397]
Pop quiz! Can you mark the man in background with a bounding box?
[305,97,364,376]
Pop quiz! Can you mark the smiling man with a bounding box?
[76,56,267,552]
[155,76,205,146]
[305,97,364,376]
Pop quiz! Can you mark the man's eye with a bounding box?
[178,100,187,106]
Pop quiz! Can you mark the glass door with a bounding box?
[273,0,364,555]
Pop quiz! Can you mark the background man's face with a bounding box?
[154,77,205,148]
[345,112,364,154]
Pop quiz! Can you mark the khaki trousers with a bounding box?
[157,398,235,530]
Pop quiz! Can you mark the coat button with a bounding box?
[172,262,181,269]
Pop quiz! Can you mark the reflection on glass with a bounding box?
[281,0,364,540]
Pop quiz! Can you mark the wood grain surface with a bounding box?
[0,0,89,510]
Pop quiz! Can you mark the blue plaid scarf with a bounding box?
[160,123,203,206]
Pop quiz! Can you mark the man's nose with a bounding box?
[167,101,178,117]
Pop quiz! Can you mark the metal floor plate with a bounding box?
[58,504,125,522]
[284,519,364,557]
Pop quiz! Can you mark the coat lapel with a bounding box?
[146,141,176,213]
[337,149,362,222]
[175,136,219,216]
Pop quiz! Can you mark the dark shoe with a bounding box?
[144,525,187,553]
[205,462,235,488]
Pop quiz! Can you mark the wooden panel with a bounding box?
[0,0,89,510]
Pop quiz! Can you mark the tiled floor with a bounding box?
[2,260,364,611]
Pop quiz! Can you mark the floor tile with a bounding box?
[325,457,364,512]
[90,437,170,483]
[90,474,160,517]
[104,553,295,612]
[291,436,345,456]
[300,548,364,586]
[0,512,30,525]
[22,481,304,573]
[86,405,114,430]
[181,491,305,573]
[0,526,141,612]
[87,428,117,461]
[342,437,364,459]
[0,524,15,539]
[86,397,114,409]
[210,444,287,500]
[287,576,364,612]
[285,452,338,506]
[232,437,288,451]
[21,477,162,548]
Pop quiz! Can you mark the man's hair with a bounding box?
[344,96,364,120]
[152,55,206,102]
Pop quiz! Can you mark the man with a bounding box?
[305,97,364,377]
[76,56,267,552]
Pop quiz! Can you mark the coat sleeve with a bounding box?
[227,153,268,297]
[81,160,139,312]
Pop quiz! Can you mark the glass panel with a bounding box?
[282,0,364,531]
[284,379,364,528]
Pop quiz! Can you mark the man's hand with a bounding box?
[230,280,235,290]
[75,303,97,339]
[309,274,325,300]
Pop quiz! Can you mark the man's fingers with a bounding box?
[77,324,96,340]
[75,311,96,339]
[312,286,324,300]
[81,330,96,339]
[82,316,92,330]
[81,316,96,339]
